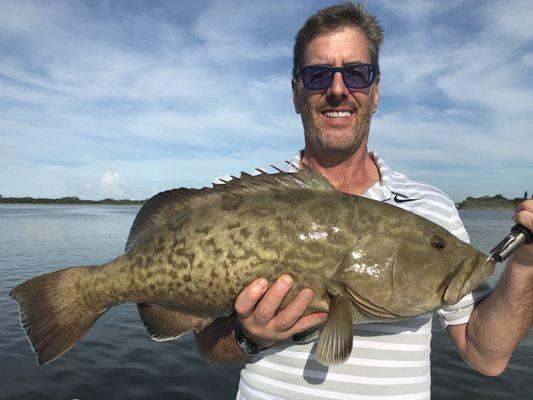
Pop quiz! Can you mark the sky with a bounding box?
[1,0,532,202]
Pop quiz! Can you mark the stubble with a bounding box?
[301,102,373,159]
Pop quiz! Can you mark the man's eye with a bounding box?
[344,68,363,78]
[311,69,330,79]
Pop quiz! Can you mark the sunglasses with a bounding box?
[298,63,376,91]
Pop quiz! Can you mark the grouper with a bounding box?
[9,167,495,366]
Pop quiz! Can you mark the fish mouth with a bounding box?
[443,252,495,305]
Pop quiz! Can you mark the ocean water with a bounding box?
[0,204,531,399]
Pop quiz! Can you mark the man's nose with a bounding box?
[327,71,349,98]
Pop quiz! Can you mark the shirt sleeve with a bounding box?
[435,283,492,328]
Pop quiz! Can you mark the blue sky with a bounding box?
[1,0,532,201]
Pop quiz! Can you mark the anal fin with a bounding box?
[315,294,353,366]
[137,303,212,342]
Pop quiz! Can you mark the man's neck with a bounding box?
[300,145,380,196]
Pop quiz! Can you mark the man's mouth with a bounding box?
[323,110,353,118]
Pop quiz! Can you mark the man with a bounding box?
[195,3,533,399]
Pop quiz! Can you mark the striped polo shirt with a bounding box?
[235,152,491,400]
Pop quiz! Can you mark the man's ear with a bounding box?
[292,78,301,114]
[372,75,380,113]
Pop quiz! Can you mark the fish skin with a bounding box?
[9,168,495,366]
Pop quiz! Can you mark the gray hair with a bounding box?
[292,2,384,78]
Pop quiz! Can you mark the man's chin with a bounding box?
[313,139,361,159]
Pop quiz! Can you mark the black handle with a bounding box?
[511,224,533,244]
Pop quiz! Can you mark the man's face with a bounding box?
[292,27,379,158]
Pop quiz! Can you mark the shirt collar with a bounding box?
[286,150,393,202]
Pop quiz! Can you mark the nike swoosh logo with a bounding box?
[392,192,420,203]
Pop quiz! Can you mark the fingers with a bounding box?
[515,199,533,213]
[254,275,293,324]
[273,288,315,330]
[289,312,329,335]
[513,200,533,230]
[511,200,533,266]
[513,209,533,230]
[235,275,328,348]
[235,278,268,319]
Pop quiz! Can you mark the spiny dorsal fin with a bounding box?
[125,166,333,252]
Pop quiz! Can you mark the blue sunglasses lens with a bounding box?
[301,64,374,90]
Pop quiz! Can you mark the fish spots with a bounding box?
[195,226,210,235]
[183,274,192,282]
[227,222,242,230]
[227,251,238,265]
[174,247,186,256]
[176,261,188,270]
[222,261,231,280]
[168,215,188,231]
[172,237,187,252]
[221,196,243,211]
[167,254,175,265]
[205,237,223,257]
[169,270,177,279]
[185,252,195,267]
[258,227,269,242]
[240,227,251,239]
[243,248,257,260]
[167,283,175,294]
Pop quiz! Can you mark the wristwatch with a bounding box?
[234,322,264,357]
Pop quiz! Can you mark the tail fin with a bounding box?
[9,265,110,366]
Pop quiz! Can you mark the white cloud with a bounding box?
[99,172,124,198]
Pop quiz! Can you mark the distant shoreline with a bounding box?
[0,196,145,205]
[455,194,525,209]
[1,194,528,209]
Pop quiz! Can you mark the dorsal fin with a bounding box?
[125,166,334,252]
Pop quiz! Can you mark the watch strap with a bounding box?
[234,322,263,357]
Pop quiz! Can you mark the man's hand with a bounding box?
[235,275,329,349]
[511,200,533,266]
[448,200,533,376]
[195,275,328,363]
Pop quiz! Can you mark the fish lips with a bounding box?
[443,253,495,305]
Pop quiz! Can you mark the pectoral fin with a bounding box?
[137,303,212,342]
[315,294,353,366]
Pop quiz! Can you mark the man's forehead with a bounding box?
[303,27,371,65]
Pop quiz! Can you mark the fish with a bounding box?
[9,167,495,367]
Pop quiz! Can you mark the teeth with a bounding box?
[324,111,352,118]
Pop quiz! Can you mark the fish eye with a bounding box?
[431,235,446,250]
